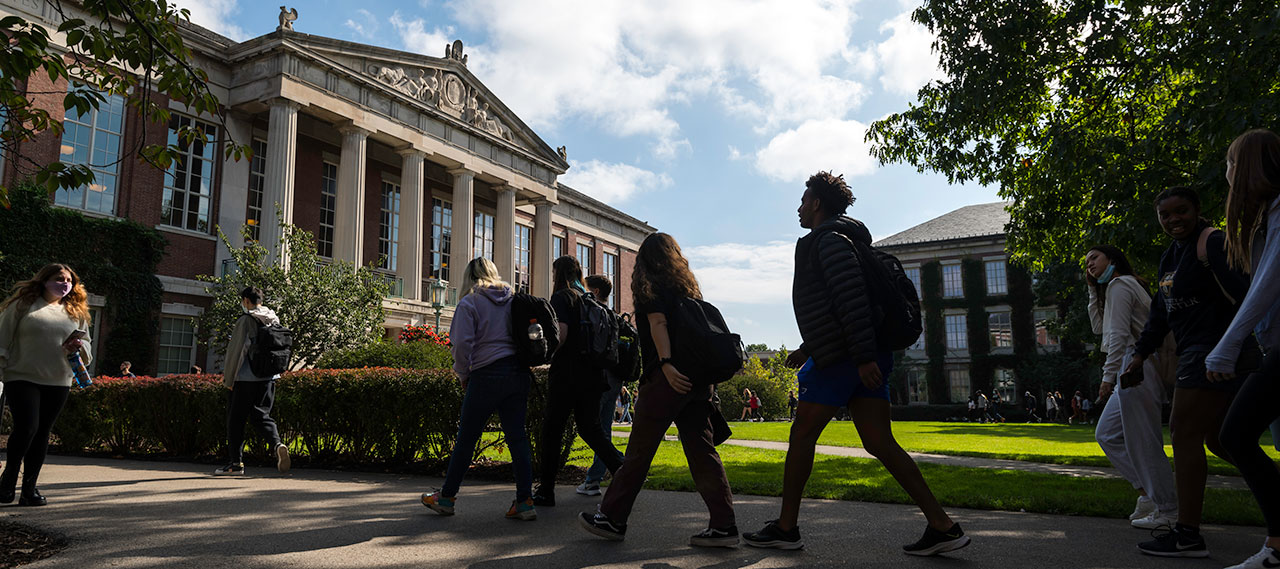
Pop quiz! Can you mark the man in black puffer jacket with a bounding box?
[743,171,971,557]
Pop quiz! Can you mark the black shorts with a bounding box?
[1175,342,1262,391]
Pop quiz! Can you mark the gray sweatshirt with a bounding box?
[222,306,281,387]
[449,285,516,382]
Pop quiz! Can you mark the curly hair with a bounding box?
[631,233,701,306]
[806,171,855,216]
[0,263,90,326]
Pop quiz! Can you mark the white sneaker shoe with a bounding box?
[1225,544,1280,569]
[1130,496,1156,521]
[575,481,601,496]
[275,443,291,474]
[1131,510,1176,530]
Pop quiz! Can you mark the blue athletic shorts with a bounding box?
[797,351,894,407]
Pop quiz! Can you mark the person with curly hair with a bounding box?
[743,171,969,555]
[0,263,92,506]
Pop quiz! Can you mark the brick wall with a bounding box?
[292,137,324,238]
[13,72,67,189]
[364,159,389,268]
[619,247,637,314]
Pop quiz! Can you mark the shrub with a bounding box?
[316,340,453,371]
[399,324,450,346]
[718,355,796,420]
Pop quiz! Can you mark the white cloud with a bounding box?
[390,11,453,57]
[172,0,247,41]
[873,9,943,96]
[557,160,672,204]
[345,9,379,41]
[685,241,795,305]
[727,145,743,161]
[754,118,878,183]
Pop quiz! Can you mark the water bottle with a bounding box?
[67,352,93,389]
[527,319,544,341]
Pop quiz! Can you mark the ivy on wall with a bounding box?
[0,184,165,374]
[920,260,947,403]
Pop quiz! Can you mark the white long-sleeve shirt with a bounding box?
[1088,274,1151,384]
[0,298,92,387]
[1208,196,1280,372]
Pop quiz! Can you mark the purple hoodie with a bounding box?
[449,285,516,381]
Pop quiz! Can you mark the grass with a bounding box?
[475,436,1264,526]
[617,421,1280,477]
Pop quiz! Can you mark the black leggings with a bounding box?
[1220,350,1280,535]
[227,380,282,463]
[538,385,623,492]
[2,381,70,492]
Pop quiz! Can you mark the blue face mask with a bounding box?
[1096,264,1117,284]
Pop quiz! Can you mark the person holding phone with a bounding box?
[1086,245,1178,530]
[0,264,92,506]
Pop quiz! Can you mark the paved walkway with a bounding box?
[1,456,1267,569]
[614,430,1249,490]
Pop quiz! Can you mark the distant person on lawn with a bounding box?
[741,171,969,555]
[216,287,290,476]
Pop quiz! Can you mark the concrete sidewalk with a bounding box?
[1,455,1267,569]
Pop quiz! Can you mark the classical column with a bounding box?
[449,168,474,269]
[532,199,553,297]
[494,185,516,282]
[334,124,369,266]
[213,111,254,274]
[397,148,426,301]
[262,99,299,268]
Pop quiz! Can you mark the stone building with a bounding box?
[875,202,1060,405]
[1,3,655,374]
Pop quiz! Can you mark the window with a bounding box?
[904,267,922,296]
[87,307,102,375]
[162,114,219,232]
[56,85,125,215]
[157,316,196,375]
[1035,308,1060,346]
[245,138,267,241]
[317,162,338,258]
[515,224,532,293]
[945,314,968,350]
[988,311,1013,348]
[603,251,619,309]
[473,212,495,260]
[577,242,594,275]
[553,235,565,261]
[995,368,1016,405]
[986,260,1008,295]
[942,264,963,298]
[378,181,401,271]
[907,367,928,404]
[431,198,452,281]
[948,369,971,403]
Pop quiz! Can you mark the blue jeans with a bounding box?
[441,356,533,500]
[585,372,626,484]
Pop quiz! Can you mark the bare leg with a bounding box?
[1170,387,1236,528]
[776,401,838,531]
[849,397,954,531]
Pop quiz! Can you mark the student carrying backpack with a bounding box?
[216,286,291,477]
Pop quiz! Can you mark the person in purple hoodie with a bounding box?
[421,257,537,521]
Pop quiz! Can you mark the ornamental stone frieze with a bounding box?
[365,62,514,142]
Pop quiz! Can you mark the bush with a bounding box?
[50,367,569,471]
[717,355,796,420]
[316,340,453,371]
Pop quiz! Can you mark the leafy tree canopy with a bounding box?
[868,0,1280,272]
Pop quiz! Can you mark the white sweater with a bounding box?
[1087,275,1151,384]
[0,298,92,387]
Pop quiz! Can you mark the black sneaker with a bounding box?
[690,525,739,548]
[579,511,626,541]
[1138,524,1209,558]
[532,488,555,507]
[213,463,245,476]
[743,520,804,550]
[903,523,971,556]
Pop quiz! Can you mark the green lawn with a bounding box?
[478,436,1264,526]
[618,421,1280,477]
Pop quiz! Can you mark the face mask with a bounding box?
[46,281,72,298]
[1096,265,1117,284]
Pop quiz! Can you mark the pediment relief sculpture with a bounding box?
[366,63,514,142]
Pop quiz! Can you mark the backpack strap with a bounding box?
[1195,226,1237,305]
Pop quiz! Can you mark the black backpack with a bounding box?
[850,241,923,351]
[511,293,560,367]
[614,313,642,383]
[669,297,744,385]
[248,318,293,377]
[578,291,620,368]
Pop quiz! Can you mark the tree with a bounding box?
[1,0,250,206]
[744,343,770,353]
[197,220,390,369]
[867,1,1280,271]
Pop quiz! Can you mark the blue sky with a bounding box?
[181,0,1001,350]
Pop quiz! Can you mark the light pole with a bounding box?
[429,278,448,332]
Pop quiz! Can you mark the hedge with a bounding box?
[49,367,575,471]
[315,339,453,371]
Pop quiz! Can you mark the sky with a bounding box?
[177,0,1001,350]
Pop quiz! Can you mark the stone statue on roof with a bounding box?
[277,7,298,31]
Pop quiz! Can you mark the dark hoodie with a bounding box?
[793,215,878,368]
[1134,221,1251,357]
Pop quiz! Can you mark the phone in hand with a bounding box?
[65,330,87,343]
[1119,367,1143,389]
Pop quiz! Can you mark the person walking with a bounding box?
[749,391,762,422]
[579,232,738,547]
[975,390,990,423]
[1024,391,1040,423]
[576,274,627,498]
[422,258,537,520]
[1126,186,1259,557]
[534,257,623,506]
[1086,244,1179,530]
[739,388,753,421]
[741,171,969,555]
[1070,391,1083,425]
[215,287,290,476]
[787,390,798,421]
[0,264,92,506]
[1207,129,1280,569]
[118,361,136,378]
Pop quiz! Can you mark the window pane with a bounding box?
[986,260,1008,295]
[58,84,124,214]
[943,265,963,298]
[163,114,218,231]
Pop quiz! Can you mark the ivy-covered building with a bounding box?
[875,202,1060,406]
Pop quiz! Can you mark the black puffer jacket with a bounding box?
[793,216,877,369]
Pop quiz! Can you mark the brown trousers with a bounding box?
[599,371,735,528]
